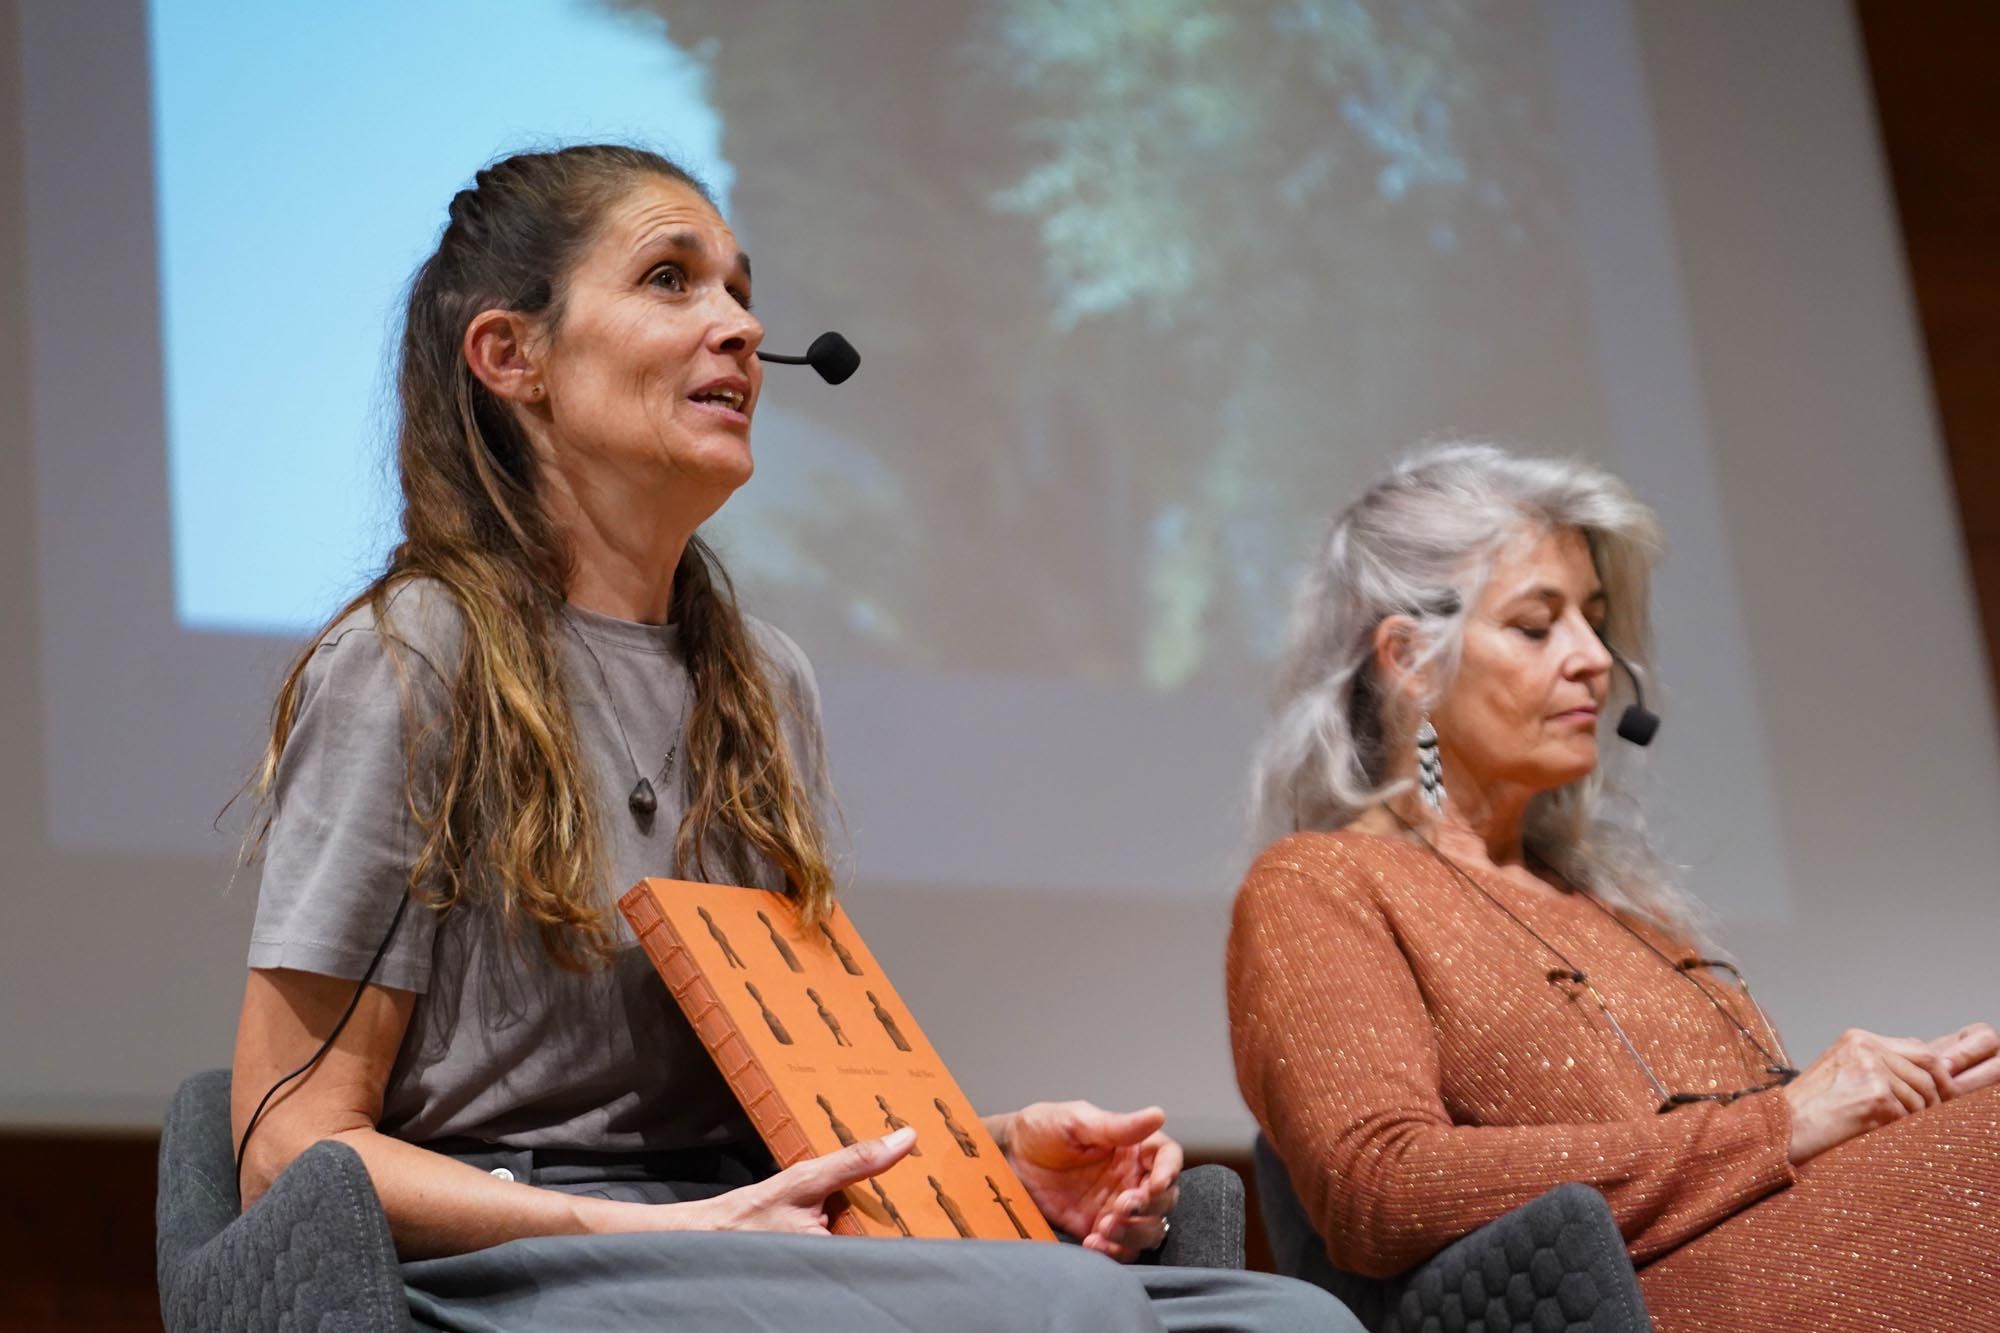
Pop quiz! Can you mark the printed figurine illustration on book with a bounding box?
[621,880,1059,1242]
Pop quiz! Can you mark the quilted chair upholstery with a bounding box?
[156,1069,409,1332]
[1150,1163,1248,1270]
[1254,1135,1653,1332]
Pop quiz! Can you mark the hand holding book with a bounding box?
[621,880,1062,1242]
[697,1127,919,1235]
[578,1128,919,1239]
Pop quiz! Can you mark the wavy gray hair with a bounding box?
[1248,442,1710,940]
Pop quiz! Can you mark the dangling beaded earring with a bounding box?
[1415,715,1446,813]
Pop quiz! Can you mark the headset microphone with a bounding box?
[1607,649,1661,747]
[758,331,860,385]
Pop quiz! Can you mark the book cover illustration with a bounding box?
[620,879,1058,1242]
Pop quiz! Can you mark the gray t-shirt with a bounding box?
[246,579,832,1153]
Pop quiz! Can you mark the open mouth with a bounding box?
[690,387,747,413]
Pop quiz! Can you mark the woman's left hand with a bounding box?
[988,1101,1183,1261]
[1930,1022,2000,1094]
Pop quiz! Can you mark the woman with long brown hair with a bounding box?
[230,144,1348,1331]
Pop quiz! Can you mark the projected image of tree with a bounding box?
[150,0,1608,684]
[630,3,1611,690]
[647,0,1609,692]
[981,0,1602,687]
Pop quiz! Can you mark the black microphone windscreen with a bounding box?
[806,331,860,385]
[1616,705,1660,747]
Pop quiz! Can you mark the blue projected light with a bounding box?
[149,1,731,634]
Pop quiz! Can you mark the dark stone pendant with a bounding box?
[628,777,658,817]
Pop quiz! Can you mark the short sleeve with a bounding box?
[246,621,448,993]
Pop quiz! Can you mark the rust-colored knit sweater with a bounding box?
[1228,830,2000,1331]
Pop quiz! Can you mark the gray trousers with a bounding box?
[406,1230,1355,1332]
[403,1144,1358,1332]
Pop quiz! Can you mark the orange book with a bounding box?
[620,879,1057,1242]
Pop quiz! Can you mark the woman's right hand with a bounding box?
[585,1127,917,1237]
[1782,1028,1957,1164]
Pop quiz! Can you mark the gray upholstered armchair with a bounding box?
[155,1069,407,1332]
[1253,1135,1654,1333]
[156,1068,1253,1333]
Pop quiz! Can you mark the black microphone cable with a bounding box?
[233,892,411,1197]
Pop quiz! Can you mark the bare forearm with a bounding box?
[325,1127,604,1258]
[260,1125,704,1260]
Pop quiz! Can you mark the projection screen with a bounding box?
[5,0,1995,1144]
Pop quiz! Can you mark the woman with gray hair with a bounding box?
[1227,443,1999,1330]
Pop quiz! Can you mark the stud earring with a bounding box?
[1415,716,1446,813]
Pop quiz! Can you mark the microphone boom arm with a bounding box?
[757,331,859,385]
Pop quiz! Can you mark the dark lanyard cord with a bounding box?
[1385,806,1792,1081]
[1576,892,1792,1072]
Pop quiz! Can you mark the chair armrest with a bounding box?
[158,1138,408,1333]
[1388,1182,1652,1333]
[1151,1163,1245,1270]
